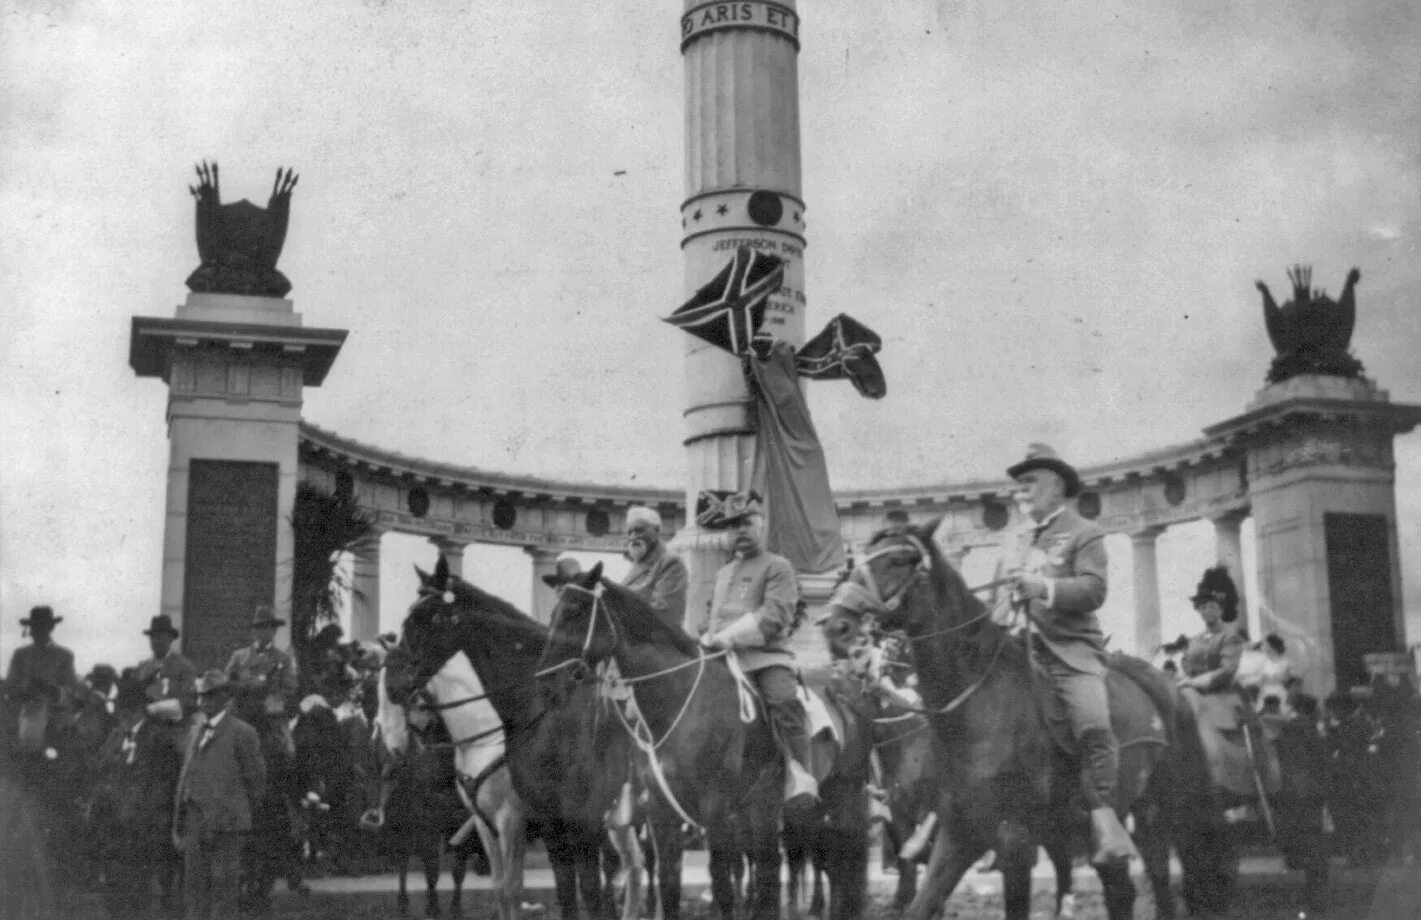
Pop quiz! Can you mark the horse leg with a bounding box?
[651,818,684,920]
[899,822,984,920]
[1131,800,1173,920]
[748,811,783,920]
[608,824,644,920]
[450,849,468,919]
[783,819,807,918]
[422,837,443,919]
[546,836,582,920]
[706,836,738,920]
[641,821,663,920]
[1001,857,1034,920]
[1092,858,1135,920]
[575,831,608,920]
[892,855,919,911]
[501,804,529,920]
[397,845,411,915]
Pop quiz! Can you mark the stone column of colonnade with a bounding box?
[1130,527,1165,656]
[674,0,810,629]
[1210,512,1250,632]
[350,531,383,640]
[431,536,466,578]
[526,547,561,624]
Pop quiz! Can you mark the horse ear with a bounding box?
[583,561,605,586]
[917,516,944,545]
[414,565,431,587]
[434,554,450,585]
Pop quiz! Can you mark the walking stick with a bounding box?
[1240,713,1277,839]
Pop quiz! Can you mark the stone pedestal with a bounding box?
[1208,375,1421,693]
[131,293,346,667]
[676,0,808,624]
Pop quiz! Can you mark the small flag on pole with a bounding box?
[664,247,786,356]
[795,313,886,399]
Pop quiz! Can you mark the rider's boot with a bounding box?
[1081,727,1138,867]
[779,711,819,810]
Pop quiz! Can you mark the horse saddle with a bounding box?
[1029,653,1170,761]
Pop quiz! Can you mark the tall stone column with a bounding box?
[526,547,560,625]
[350,531,383,641]
[130,292,346,668]
[431,537,466,579]
[1210,512,1249,631]
[1130,527,1165,656]
[674,1,809,630]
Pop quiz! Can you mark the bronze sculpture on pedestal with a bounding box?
[1256,265,1363,383]
[186,161,298,298]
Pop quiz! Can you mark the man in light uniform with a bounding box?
[696,491,817,809]
[620,505,688,630]
[993,444,1134,866]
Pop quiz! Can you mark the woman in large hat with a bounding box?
[1177,566,1246,693]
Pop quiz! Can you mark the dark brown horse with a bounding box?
[828,523,1226,920]
[399,559,643,920]
[536,564,788,920]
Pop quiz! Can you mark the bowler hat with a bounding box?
[19,605,62,629]
[250,605,285,628]
[143,614,180,638]
[195,669,232,695]
[1006,444,1083,498]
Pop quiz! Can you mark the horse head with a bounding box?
[826,519,947,637]
[399,554,479,698]
[536,562,611,688]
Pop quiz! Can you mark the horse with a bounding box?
[399,559,646,920]
[778,667,875,920]
[827,522,1226,920]
[365,662,493,919]
[529,561,793,920]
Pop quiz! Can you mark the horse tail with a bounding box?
[1107,652,1230,914]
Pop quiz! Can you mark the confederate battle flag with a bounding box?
[663,246,785,356]
[795,313,886,399]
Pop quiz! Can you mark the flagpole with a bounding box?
[673,0,810,632]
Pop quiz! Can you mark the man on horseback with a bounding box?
[225,605,298,758]
[621,505,689,630]
[695,491,819,809]
[5,605,79,752]
[994,444,1135,866]
[135,614,199,736]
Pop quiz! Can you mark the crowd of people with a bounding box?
[4,444,1420,919]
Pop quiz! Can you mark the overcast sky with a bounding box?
[3,0,1420,674]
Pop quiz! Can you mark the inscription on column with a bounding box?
[1324,512,1398,688]
[183,460,279,670]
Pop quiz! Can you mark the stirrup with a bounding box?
[783,758,819,809]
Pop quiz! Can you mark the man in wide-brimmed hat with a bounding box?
[225,605,298,758]
[174,669,265,920]
[5,605,78,709]
[135,613,199,728]
[695,490,819,809]
[993,444,1135,866]
[620,505,688,631]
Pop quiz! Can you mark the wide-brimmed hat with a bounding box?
[143,614,180,638]
[1190,566,1240,623]
[696,490,764,530]
[20,605,62,629]
[1006,443,1083,498]
[195,669,232,695]
[542,552,583,589]
[250,605,284,628]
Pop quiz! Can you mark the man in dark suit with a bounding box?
[993,444,1135,866]
[173,670,265,920]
